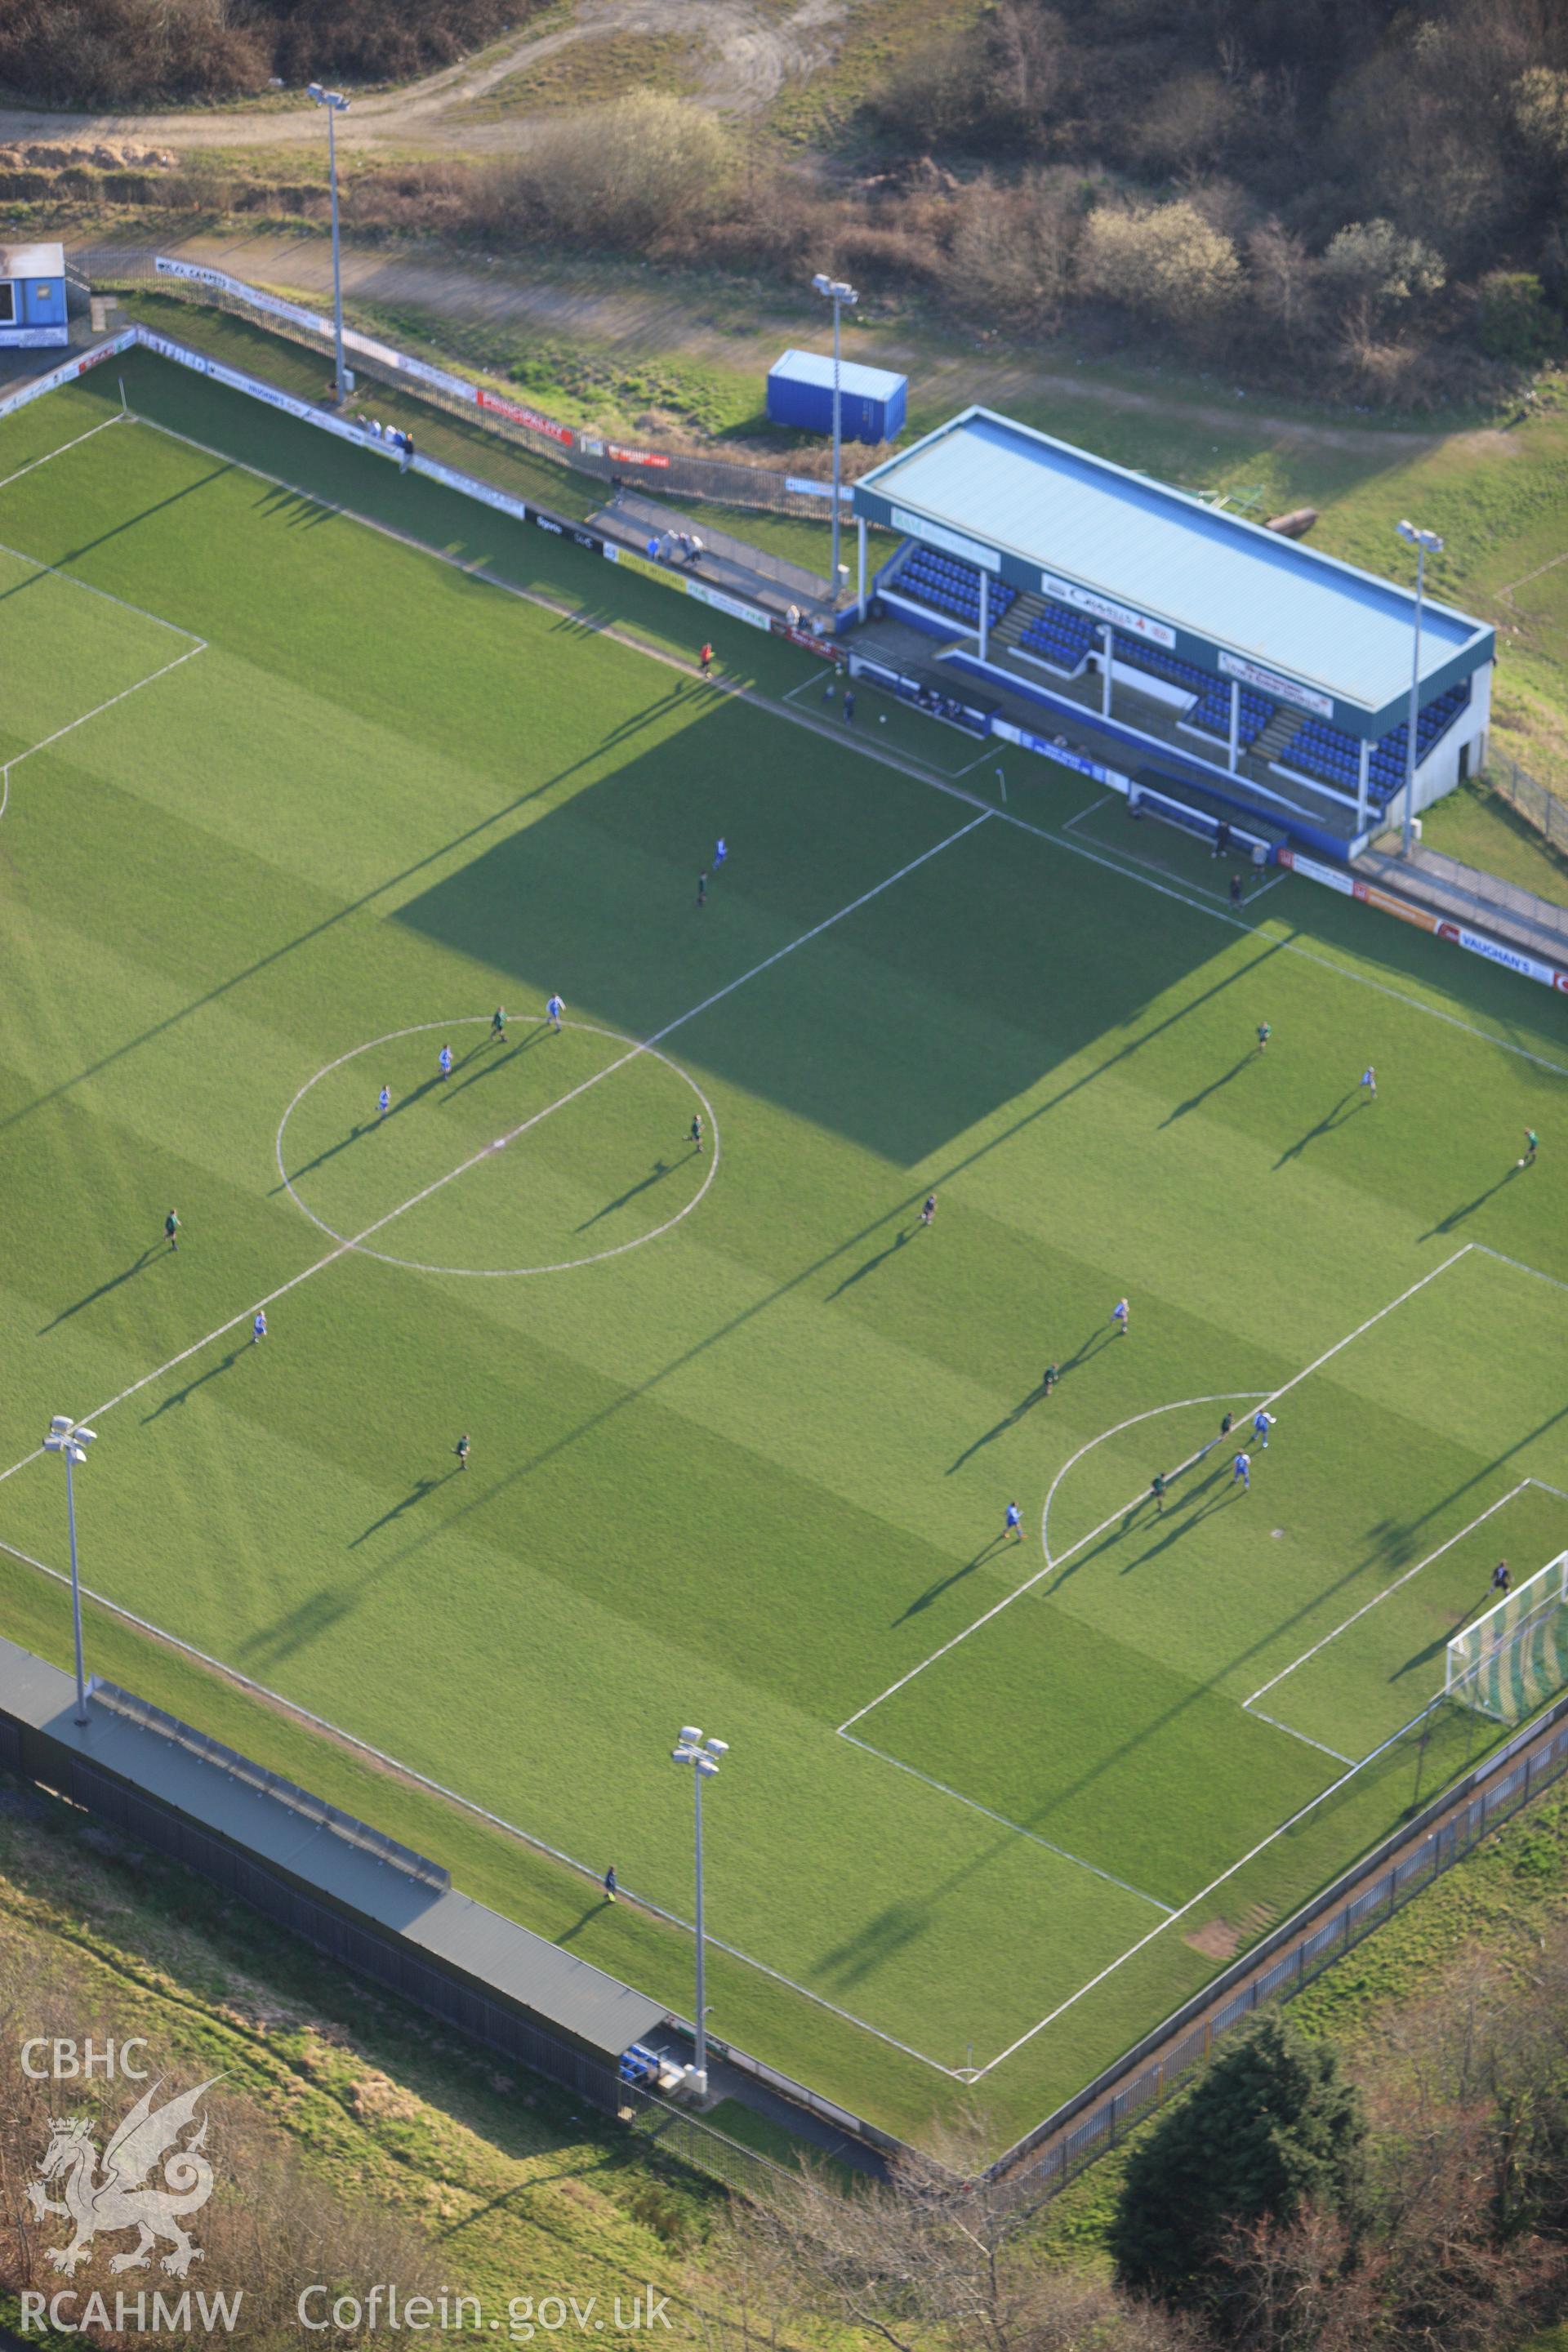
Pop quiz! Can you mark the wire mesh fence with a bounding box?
[1486,748,1568,857]
[72,246,860,528]
[623,2087,798,2203]
[999,1696,1568,2203]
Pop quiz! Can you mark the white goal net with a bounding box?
[1446,1551,1568,1722]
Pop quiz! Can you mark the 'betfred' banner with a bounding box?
[607,443,670,470]
[477,387,574,447]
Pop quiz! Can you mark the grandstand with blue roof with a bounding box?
[843,408,1494,860]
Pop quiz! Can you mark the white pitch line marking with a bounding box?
[1472,1243,1568,1297]
[0,812,988,1487]
[1040,1391,1268,1576]
[838,1392,1263,1739]
[274,1013,720,1279]
[969,1686,1449,2078]
[122,408,1568,1080]
[1245,1708,1355,1766]
[0,532,205,643]
[1243,1481,1535,1710]
[0,643,207,823]
[0,412,125,494]
[0,1530,965,2079]
[842,1249,1473,1740]
[1062,790,1117,835]
[840,1731,1175,1913]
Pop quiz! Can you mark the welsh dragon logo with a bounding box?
[27,2077,220,2277]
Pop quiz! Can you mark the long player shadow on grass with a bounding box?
[259,486,340,533]
[335,937,1290,1628]
[993,1458,1568,1881]
[893,1537,1010,1624]
[1421,1163,1520,1237]
[576,1157,679,1231]
[1273,1089,1363,1166]
[140,1346,243,1420]
[1160,1052,1253,1126]
[2,747,625,1150]
[393,739,1293,1162]
[38,1246,158,1334]
[1364,1399,1568,1565]
[270,1070,450,1193]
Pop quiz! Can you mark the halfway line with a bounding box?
[0,813,987,1484]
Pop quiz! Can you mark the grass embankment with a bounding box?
[1031,1775,1568,2271]
[116,287,851,578]
[4,339,1564,2154]
[0,1770,715,2329]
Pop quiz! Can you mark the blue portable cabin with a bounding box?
[0,242,69,350]
[767,348,907,443]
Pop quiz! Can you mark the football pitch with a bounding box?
[0,352,1565,2151]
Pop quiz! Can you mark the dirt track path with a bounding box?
[148,226,1452,461]
[0,0,849,154]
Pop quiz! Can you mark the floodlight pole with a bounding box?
[813,274,858,599]
[692,1764,708,2092]
[43,1417,96,1725]
[65,1448,86,1723]
[671,1728,728,2100]
[310,85,351,404]
[1396,520,1443,858]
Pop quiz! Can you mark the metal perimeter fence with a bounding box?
[1487,749,1568,858]
[996,1690,1568,2201]
[70,246,861,545]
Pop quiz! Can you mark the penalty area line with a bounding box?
[1243,1479,1537,1712]
[842,1248,1473,1743]
[969,1685,1448,2080]
[0,641,207,824]
[840,1731,1176,1913]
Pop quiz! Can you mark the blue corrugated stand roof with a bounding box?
[857,408,1489,714]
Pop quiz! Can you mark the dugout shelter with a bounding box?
[848,408,1494,859]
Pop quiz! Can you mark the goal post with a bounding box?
[1446,1551,1568,1722]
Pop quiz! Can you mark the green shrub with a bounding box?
[1476,270,1560,363]
[1110,2014,1365,2311]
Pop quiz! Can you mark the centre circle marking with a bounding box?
[275,1014,719,1277]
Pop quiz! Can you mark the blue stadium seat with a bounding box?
[889,546,1017,634]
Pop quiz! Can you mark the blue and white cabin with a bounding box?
[768,350,907,444]
[850,407,1494,859]
[0,243,69,350]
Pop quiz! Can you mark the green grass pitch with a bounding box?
[0,354,1564,2153]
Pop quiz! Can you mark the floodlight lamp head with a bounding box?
[42,1435,64,1453]
[50,1415,74,1434]
[704,1739,728,1758]
[696,1755,719,1778]
[679,1726,703,1745]
[74,1428,96,1446]
[67,1443,87,1465]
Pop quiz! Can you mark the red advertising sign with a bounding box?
[477,388,575,447]
[607,443,670,470]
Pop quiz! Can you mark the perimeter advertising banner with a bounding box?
[1277,849,1568,989]
[0,328,137,420]
[477,386,575,446]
